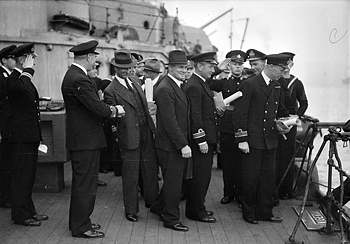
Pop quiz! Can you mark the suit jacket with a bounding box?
[6,68,42,142]
[184,73,217,144]
[154,75,190,151]
[233,74,288,150]
[104,76,156,150]
[61,65,112,151]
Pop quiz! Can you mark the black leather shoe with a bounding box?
[125,213,138,222]
[14,218,41,227]
[99,169,109,173]
[243,217,258,224]
[150,209,164,222]
[32,214,49,221]
[164,223,189,232]
[273,199,280,206]
[198,215,216,223]
[145,203,152,208]
[91,223,101,230]
[73,229,105,238]
[97,179,107,186]
[0,202,11,208]
[207,210,214,216]
[220,196,233,204]
[263,216,283,223]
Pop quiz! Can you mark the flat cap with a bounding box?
[9,43,37,58]
[69,40,99,56]
[279,52,295,61]
[143,59,161,73]
[246,49,266,61]
[191,52,218,65]
[266,54,290,68]
[226,50,247,63]
[0,45,17,59]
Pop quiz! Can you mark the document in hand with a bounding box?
[213,91,243,109]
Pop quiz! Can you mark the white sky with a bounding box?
[161,0,349,88]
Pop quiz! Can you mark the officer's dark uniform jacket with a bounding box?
[0,65,11,134]
[208,74,245,134]
[233,73,288,150]
[6,68,42,142]
[184,72,217,144]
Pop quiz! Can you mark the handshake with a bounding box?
[112,105,125,118]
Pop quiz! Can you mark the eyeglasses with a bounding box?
[274,65,288,72]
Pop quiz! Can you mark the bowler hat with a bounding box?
[226,50,247,63]
[246,49,266,61]
[0,45,16,59]
[143,59,161,73]
[110,49,137,68]
[266,54,290,68]
[167,50,188,65]
[69,40,99,56]
[10,43,37,58]
[191,52,218,65]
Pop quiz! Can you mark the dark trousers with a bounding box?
[100,119,122,175]
[276,126,297,197]
[241,147,276,220]
[11,142,39,222]
[69,149,100,236]
[0,139,12,205]
[120,124,158,214]
[220,132,243,198]
[185,143,214,219]
[151,149,186,227]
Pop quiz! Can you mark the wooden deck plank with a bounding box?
[1,160,348,244]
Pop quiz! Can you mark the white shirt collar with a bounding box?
[261,70,271,85]
[115,75,131,89]
[193,72,206,82]
[168,74,183,87]
[0,65,11,75]
[72,63,87,75]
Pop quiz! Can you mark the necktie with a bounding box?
[125,78,134,92]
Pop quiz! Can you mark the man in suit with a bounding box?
[150,50,191,232]
[61,40,125,238]
[183,52,217,223]
[0,44,16,209]
[5,44,48,226]
[104,49,159,222]
[208,50,247,206]
[233,54,290,224]
[276,52,308,200]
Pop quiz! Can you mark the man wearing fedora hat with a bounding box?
[62,40,125,238]
[104,48,159,223]
[150,49,191,232]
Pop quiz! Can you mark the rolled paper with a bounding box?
[223,91,243,105]
[282,117,301,127]
[145,78,153,101]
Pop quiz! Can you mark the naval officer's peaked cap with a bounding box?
[69,40,99,56]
